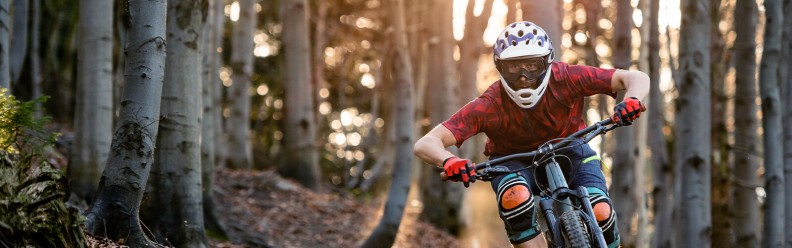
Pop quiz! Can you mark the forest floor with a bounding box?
[208,169,462,248]
[86,168,464,248]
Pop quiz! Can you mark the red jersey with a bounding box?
[442,62,617,156]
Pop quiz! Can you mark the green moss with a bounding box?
[0,89,85,247]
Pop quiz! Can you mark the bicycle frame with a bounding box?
[473,118,619,248]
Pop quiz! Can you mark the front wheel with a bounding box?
[560,210,591,248]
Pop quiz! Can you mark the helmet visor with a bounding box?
[498,57,548,90]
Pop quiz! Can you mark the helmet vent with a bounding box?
[511,40,517,46]
[533,29,538,35]
[538,41,543,46]
[525,40,530,45]
[518,30,524,37]
[505,31,509,38]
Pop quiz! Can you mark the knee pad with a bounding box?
[496,174,539,244]
[587,187,620,248]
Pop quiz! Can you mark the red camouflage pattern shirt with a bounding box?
[441,62,617,156]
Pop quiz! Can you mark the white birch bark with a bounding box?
[280,0,320,189]
[759,0,786,246]
[0,0,11,89]
[9,0,27,82]
[69,0,113,202]
[226,0,254,169]
[84,1,167,246]
[675,0,711,246]
[360,0,414,245]
[139,0,208,246]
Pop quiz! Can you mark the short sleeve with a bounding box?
[565,64,617,98]
[441,97,494,148]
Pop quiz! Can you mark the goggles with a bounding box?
[498,57,549,89]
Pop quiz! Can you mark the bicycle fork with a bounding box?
[539,159,609,248]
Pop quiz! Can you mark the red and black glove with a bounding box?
[443,157,476,187]
[612,97,646,126]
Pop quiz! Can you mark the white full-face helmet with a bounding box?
[493,21,554,109]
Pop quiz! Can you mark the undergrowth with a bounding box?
[0,88,86,247]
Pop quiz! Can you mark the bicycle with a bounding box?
[442,117,629,248]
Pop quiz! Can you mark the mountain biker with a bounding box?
[414,21,649,248]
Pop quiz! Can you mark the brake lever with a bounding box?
[477,165,512,181]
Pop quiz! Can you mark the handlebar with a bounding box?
[440,118,619,181]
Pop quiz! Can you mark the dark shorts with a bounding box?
[490,143,608,196]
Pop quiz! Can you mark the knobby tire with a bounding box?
[559,210,591,248]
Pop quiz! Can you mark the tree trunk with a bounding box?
[69,0,113,203]
[506,0,518,23]
[648,1,673,248]
[519,0,562,59]
[457,0,493,161]
[782,0,792,245]
[138,0,209,246]
[201,0,227,239]
[0,0,10,89]
[9,0,27,83]
[419,0,463,235]
[30,0,40,117]
[709,0,732,246]
[676,0,711,247]
[279,0,320,190]
[226,0,254,169]
[610,0,639,246]
[313,0,328,137]
[84,1,167,246]
[759,0,786,247]
[360,0,414,245]
[212,0,226,168]
[584,0,601,67]
[731,1,760,246]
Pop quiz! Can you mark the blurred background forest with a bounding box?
[0,0,791,247]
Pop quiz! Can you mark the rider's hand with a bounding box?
[443,157,476,187]
[612,97,646,126]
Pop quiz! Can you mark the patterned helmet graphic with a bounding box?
[493,21,554,109]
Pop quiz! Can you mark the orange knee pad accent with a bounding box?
[593,202,611,221]
[500,185,531,210]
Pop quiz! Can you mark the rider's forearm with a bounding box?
[414,136,456,168]
[622,71,650,101]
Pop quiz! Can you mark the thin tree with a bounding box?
[212,0,226,168]
[519,0,561,58]
[0,0,10,89]
[782,0,792,245]
[610,0,641,246]
[201,0,227,238]
[279,0,320,189]
[675,0,711,246]
[138,0,209,246]
[360,0,414,245]
[457,0,493,161]
[709,0,733,246]
[648,0,673,247]
[419,0,463,234]
[226,0,254,169]
[759,0,786,246]
[84,0,167,246]
[30,0,41,117]
[732,0,760,247]
[69,0,114,203]
[9,0,27,83]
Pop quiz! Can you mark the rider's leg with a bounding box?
[587,186,620,248]
[513,233,547,248]
[491,171,542,245]
[563,144,621,248]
